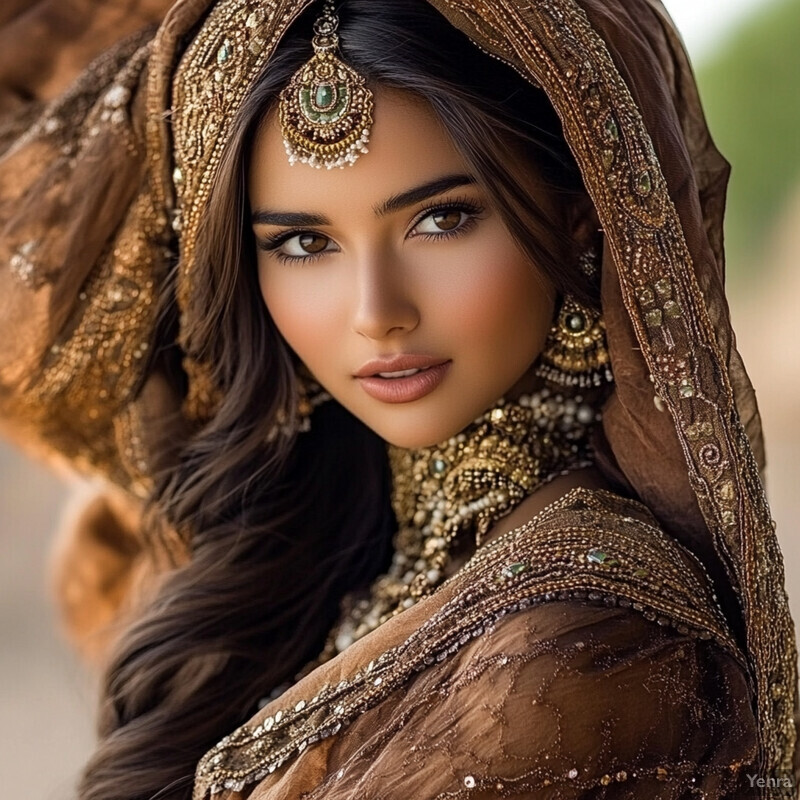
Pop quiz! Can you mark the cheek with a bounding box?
[427,238,554,356]
[257,265,336,361]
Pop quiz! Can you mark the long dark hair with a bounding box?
[79,2,594,798]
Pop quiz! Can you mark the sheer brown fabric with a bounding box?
[194,490,758,799]
[0,1,163,120]
[51,487,169,666]
[238,608,754,799]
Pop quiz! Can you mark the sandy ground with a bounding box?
[1,193,799,796]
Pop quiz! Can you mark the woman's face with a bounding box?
[249,88,556,448]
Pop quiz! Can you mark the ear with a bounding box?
[567,193,601,251]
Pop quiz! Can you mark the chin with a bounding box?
[362,411,473,450]
[380,431,444,450]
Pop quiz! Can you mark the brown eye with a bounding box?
[278,232,335,258]
[413,207,476,237]
[431,210,463,231]
[298,234,329,253]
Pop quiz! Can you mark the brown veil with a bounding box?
[0,0,795,782]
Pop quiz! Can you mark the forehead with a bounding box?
[248,88,470,211]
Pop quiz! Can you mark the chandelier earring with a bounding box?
[535,295,613,388]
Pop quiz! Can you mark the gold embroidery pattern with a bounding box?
[2,32,170,494]
[169,0,314,419]
[193,489,741,798]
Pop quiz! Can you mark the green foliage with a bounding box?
[697,0,800,284]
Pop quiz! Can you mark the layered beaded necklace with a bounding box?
[320,386,601,659]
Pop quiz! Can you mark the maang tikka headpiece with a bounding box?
[278,0,374,169]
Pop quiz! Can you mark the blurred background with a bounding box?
[1,0,798,795]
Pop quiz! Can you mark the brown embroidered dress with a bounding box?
[0,0,796,798]
[194,490,758,799]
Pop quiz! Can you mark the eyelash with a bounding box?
[258,197,486,265]
[408,197,485,241]
[257,229,330,265]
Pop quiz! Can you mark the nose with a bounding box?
[351,252,420,340]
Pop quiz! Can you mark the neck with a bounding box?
[319,386,601,660]
[388,387,600,546]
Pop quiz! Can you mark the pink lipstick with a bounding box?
[355,355,451,403]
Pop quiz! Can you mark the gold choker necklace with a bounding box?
[321,387,600,659]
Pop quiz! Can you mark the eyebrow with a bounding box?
[375,173,476,217]
[250,173,477,228]
[251,210,329,226]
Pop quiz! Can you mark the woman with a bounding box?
[0,0,796,798]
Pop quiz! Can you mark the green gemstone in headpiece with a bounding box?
[315,83,334,109]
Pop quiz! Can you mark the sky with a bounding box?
[662,0,768,57]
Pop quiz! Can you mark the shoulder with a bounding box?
[347,600,756,798]
[361,488,757,792]
[447,487,741,656]
[331,487,758,796]
[195,489,757,799]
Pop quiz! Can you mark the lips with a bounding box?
[377,367,423,378]
[354,355,452,403]
[354,354,450,378]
